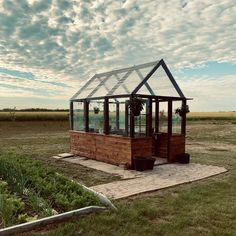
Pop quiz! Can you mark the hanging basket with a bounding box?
[131,109,141,116]
[93,107,100,114]
[127,96,145,117]
[175,105,190,117]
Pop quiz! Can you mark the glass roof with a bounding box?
[71,59,185,100]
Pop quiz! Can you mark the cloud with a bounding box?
[0,0,235,109]
[178,74,236,111]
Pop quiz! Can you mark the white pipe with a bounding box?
[0,206,105,236]
[81,184,117,211]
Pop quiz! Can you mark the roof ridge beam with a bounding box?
[96,61,158,77]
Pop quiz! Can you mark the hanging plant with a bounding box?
[93,107,100,114]
[175,104,190,117]
[127,96,145,116]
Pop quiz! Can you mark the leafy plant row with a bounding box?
[0,154,101,227]
[0,180,25,228]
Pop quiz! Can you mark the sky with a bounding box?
[0,0,236,111]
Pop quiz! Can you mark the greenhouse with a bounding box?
[69,59,191,169]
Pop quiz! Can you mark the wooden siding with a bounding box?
[70,131,185,167]
[70,131,152,168]
[153,133,185,162]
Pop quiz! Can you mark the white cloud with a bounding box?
[0,0,235,109]
[178,75,236,111]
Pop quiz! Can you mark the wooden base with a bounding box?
[70,131,152,168]
[70,131,186,167]
[153,133,185,162]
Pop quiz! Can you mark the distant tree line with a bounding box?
[0,108,69,112]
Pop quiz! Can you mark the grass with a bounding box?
[0,119,235,235]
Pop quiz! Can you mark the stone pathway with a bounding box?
[62,156,143,179]
[91,163,227,199]
[57,156,168,179]
[53,154,227,200]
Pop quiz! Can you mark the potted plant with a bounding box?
[132,156,156,171]
[175,104,190,117]
[127,96,145,116]
[93,107,100,114]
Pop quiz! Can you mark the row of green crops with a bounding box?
[0,154,101,228]
[0,180,26,228]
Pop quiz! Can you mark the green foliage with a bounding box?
[0,181,25,227]
[175,104,190,117]
[127,96,145,116]
[18,213,38,223]
[0,154,101,214]
[93,107,100,114]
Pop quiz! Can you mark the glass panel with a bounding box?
[73,102,84,131]
[77,77,101,99]
[152,101,156,131]
[139,67,153,78]
[172,101,182,134]
[159,102,168,133]
[134,100,147,137]
[109,102,116,133]
[88,101,104,133]
[72,61,182,100]
[108,100,127,136]
[108,71,140,96]
[137,66,180,97]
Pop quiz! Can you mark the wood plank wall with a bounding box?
[70,131,152,168]
[70,131,185,167]
[153,133,185,162]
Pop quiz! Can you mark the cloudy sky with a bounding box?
[0,0,235,111]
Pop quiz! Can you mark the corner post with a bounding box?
[104,98,109,135]
[70,101,74,130]
[84,100,89,132]
[181,99,187,135]
[116,102,120,130]
[129,96,135,138]
[167,100,172,161]
[155,98,159,133]
[125,101,129,136]
[147,98,152,136]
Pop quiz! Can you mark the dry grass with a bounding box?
[0,111,235,122]
[0,112,69,121]
[188,111,236,117]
